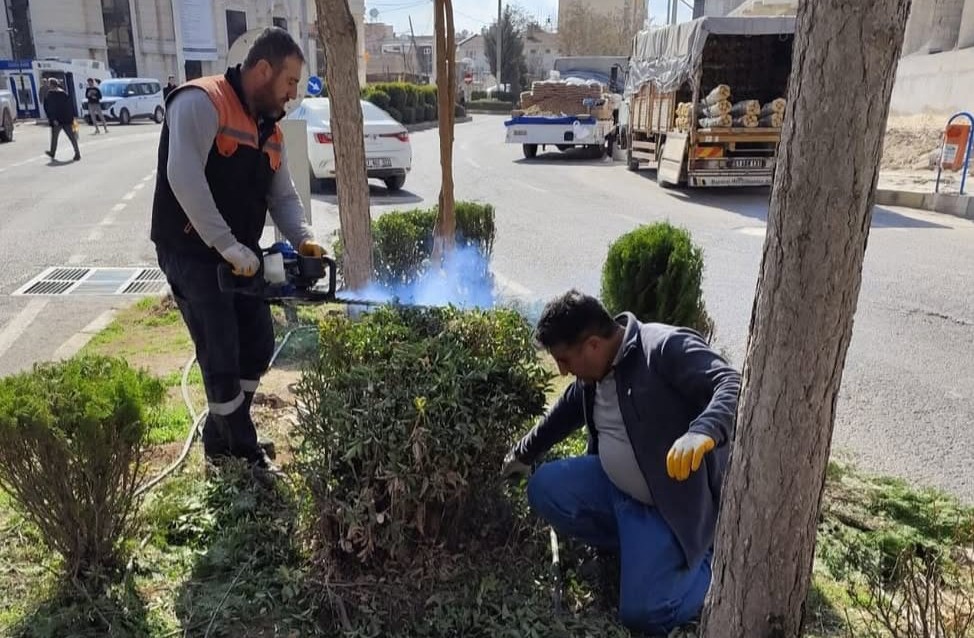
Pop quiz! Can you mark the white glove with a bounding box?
[500,447,531,479]
[220,242,260,277]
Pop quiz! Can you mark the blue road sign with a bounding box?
[307,76,323,96]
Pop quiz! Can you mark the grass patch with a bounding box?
[3,297,972,636]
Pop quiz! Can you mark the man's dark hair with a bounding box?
[243,27,305,70]
[534,290,617,349]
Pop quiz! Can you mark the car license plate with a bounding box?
[512,129,528,136]
[366,158,392,169]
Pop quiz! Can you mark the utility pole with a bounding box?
[409,15,423,78]
[496,0,502,92]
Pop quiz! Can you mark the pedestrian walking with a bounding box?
[85,78,109,134]
[42,78,80,162]
[163,75,178,99]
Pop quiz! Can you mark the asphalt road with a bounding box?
[2,114,973,501]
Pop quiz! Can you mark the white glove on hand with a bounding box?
[500,447,531,479]
[220,242,260,277]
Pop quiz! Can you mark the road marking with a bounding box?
[466,157,482,169]
[112,203,127,213]
[121,190,137,201]
[52,309,118,361]
[493,271,533,298]
[0,299,49,361]
[520,183,549,193]
[99,215,115,226]
[133,182,145,191]
[738,227,767,237]
[87,227,104,242]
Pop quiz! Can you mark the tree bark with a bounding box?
[316,0,373,289]
[431,0,456,262]
[700,1,911,636]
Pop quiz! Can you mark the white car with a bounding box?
[84,78,165,125]
[286,97,412,192]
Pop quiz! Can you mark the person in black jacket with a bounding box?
[43,78,80,161]
[501,290,741,635]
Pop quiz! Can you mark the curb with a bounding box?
[875,189,974,221]
[404,116,473,133]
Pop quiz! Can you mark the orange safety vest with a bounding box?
[150,68,286,260]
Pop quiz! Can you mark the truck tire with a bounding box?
[556,144,572,152]
[0,109,13,143]
[522,143,538,159]
[384,174,406,192]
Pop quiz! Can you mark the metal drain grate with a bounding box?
[13,267,168,297]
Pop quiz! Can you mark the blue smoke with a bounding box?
[350,244,497,309]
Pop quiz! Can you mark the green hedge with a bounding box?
[467,100,515,113]
[335,201,496,288]
[364,82,446,125]
[601,222,714,339]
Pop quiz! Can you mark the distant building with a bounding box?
[364,23,435,84]
[0,0,368,85]
[558,0,646,29]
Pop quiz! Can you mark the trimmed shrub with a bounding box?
[294,305,549,567]
[382,83,407,111]
[386,106,403,123]
[601,222,714,339]
[420,85,437,107]
[400,106,416,125]
[334,201,496,289]
[424,104,436,122]
[0,355,164,578]
[365,88,391,111]
[467,99,514,113]
[403,83,419,108]
[473,90,516,103]
[455,104,466,118]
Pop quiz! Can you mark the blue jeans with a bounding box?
[527,455,712,634]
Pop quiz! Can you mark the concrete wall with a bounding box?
[890,47,974,115]
[29,0,107,63]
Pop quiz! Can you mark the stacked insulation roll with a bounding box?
[699,114,732,128]
[696,100,731,118]
[702,85,731,105]
[733,115,759,128]
[730,100,760,116]
[675,101,693,132]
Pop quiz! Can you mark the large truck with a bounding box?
[624,16,796,187]
[504,56,627,159]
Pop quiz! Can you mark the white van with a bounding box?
[84,78,165,125]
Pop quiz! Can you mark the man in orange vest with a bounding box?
[151,27,326,476]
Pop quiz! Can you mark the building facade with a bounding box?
[1,0,368,86]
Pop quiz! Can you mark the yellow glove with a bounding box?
[666,433,715,482]
[298,240,327,258]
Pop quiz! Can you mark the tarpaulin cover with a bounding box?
[625,16,796,97]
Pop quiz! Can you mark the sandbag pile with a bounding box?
[519,79,608,118]
[675,89,787,130]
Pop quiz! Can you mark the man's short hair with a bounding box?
[243,27,305,70]
[48,78,60,88]
[534,290,617,349]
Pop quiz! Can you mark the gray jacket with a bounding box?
[514,315,741,568]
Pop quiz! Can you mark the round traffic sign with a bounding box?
[307,75,323,96]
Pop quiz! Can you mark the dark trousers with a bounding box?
[156,249,275,461]
[49,122,80,158]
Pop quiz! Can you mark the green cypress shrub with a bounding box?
[0,355,164,579]
[601,222,714,339]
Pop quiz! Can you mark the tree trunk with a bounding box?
[700,1,910,636]
[316,0,373,289]
[431,0,456,262]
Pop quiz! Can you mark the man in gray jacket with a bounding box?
[502,290,741,635]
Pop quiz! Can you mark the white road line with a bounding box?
[121,190,137,201]
[86,227,104,242]
[133,182,145,191]
[738,227,767,237]
[52,309,118,361]
[493,271,533,298]
[0,299,49,361]
[99,215,115,226]
[519,183,549,193]
[112,202,127,213]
